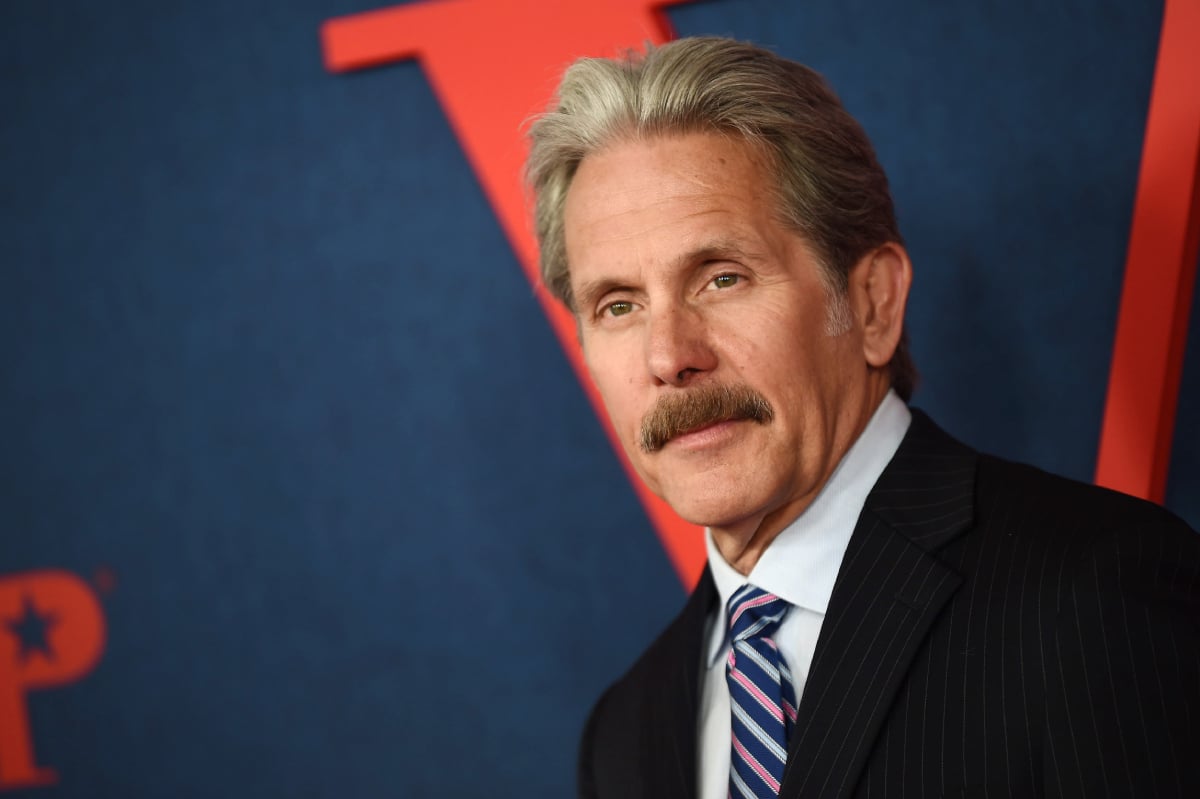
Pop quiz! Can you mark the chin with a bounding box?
[659,480,765,531]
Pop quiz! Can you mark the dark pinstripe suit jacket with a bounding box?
[578,410,1200,798]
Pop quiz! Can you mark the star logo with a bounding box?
[0,570,107,788]
[5,594,60,663]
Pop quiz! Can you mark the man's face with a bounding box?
[563,132,880,539]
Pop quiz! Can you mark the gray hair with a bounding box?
[526,36,916,400]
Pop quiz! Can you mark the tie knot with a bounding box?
[726,584,790,642]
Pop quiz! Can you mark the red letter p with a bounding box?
[0,570,105,789]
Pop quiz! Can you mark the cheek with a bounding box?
[724,324,808,387]
[585,350,643,430]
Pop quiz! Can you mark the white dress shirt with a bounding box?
[697,391,911,799]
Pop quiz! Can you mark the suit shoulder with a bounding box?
[974,453,1195,539]
[586,578,711,724]
[577,578,711,797]
[967,454,1200,605]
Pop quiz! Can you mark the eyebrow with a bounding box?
[685,238,763,267]
[573,277,626,314]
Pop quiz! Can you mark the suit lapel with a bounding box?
[779,410,977,798]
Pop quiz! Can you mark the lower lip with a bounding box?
[668,419,744,451]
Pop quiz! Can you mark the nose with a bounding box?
[645,304,717,387]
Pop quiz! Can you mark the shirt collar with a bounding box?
[705,390,912,666]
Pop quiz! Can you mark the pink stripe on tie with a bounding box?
[730,593,777,628]
[732,736,782,792]
[731,669,784,722]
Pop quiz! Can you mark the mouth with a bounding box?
[665,418,747,451]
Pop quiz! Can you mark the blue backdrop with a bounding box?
[2,0,1197,795]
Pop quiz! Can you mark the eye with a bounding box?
[712,274,740,289]
[606,300,634,317]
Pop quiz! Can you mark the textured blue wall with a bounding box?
[2,0,1195,795]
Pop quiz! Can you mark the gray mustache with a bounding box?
[639,384,774,453]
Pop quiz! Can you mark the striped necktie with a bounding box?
[726,584,796,798]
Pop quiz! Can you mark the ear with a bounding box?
[850,242,912,368]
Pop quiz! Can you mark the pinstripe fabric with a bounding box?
[578,411,1200,798]
[726,586,796,797]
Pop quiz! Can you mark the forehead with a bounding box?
[562,132,781,271]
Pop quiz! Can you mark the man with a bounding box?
[526,37,1200,798]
